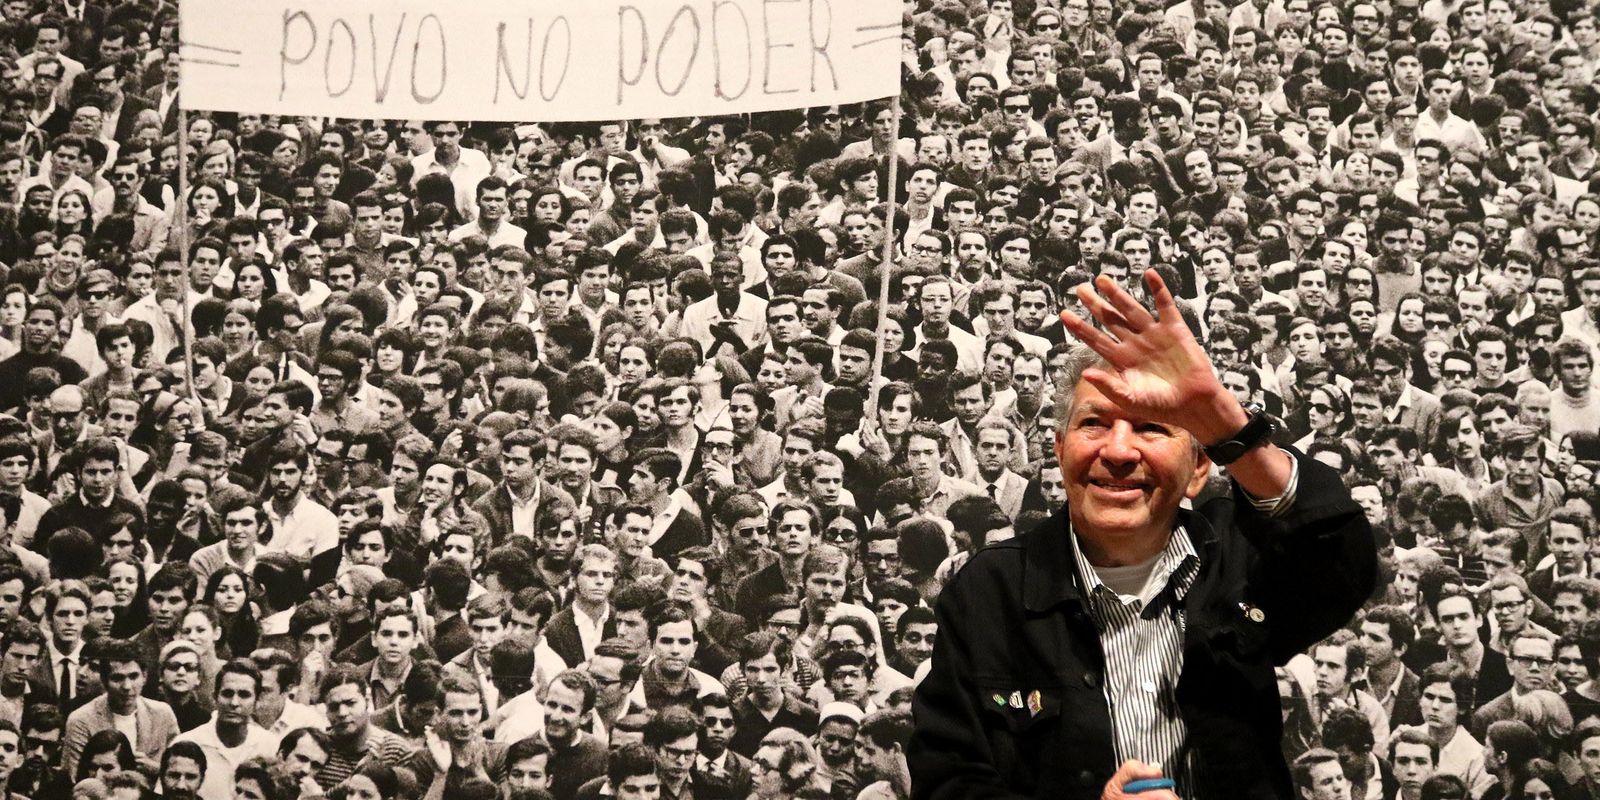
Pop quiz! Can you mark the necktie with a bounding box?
[987,483,997,499]
[58,658,72,703]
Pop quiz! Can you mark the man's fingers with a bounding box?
[1104,760,1170,800]
[1142,269,1181,325]
[1060,309,1123,359]
[1095,274,1157,330]
[1080,368,1134,408]
[1075,282,1138,337]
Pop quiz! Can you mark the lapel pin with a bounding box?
[1008,691,1023,709]
[992,693,1007,707]
[1027,690,1042,717]
[1240,602,1266,623]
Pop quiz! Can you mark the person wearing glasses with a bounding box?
[147,639,209,733]
[102,156,167,260]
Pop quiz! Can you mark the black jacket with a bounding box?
[908,452,1375,800]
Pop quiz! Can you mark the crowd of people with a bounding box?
[0,0,1583,797]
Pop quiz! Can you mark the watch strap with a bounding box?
[1203,404,1273,466]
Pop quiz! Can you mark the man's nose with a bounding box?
[1101,421,1142,462]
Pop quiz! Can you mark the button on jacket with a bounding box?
[908,451,1375,800]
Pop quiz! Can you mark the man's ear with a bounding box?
[1185,445,1211,499]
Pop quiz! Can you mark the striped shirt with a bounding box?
[314,726,414,790]
[1068,455,1301,797]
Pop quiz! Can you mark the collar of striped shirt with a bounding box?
[1068,522,1200,612]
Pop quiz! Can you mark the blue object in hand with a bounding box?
[1124,778,1176,793]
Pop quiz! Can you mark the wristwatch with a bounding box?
[1203,402,1274,466]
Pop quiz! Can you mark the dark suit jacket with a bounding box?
[693,750,755,800]
[106,93,152,142]
[732,561,788,623]
[907,449,1376,800]
[141,83,178,134]
[1471,648,1514,713]
[543,606,618,670]
[32,105,70,141]
[1386,666,1423,730]
[470,479,576,547]
[34,493,144,555]
[729,693,819,758]
[1470,689,1522,741]
[1528,564,1564,605]
[431,613,472,665]
[701,607,751,653]
[652,508,708,561]
[30,647,102,714]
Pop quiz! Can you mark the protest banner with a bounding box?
[179,0,904,121]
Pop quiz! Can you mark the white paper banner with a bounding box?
[179,0,903,121]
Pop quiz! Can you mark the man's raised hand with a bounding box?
[1059,269,1231,438]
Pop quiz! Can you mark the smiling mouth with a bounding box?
[1090,479,1148,492]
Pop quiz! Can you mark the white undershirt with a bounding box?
[1091,551,1164,603]
[112,710,138,751]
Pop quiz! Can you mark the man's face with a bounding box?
[222,508,260,552]
[767,301,803,343]
[960,137,992,171]
[653,619,698,676]
[372,615,415,665]
[1505,445,1543,492]
[801,288,835,333]
[899,621,937,665]
[1439,357,1474,392]
[507,754,551,794]
[542,681,584,742]
[324,682,370,738]
[1550,523,1586,570]
[215,671,257,728]
[774,509,813,558]
[48,392,83,444]
[952,382,988,427]
[920,283,953,326]
[1555,591,1594,633]
[1312,645,1352,697]
[1508,635,1553,692]
[806,566,844,614]
[807,464,845,505]
[1054,382,1206,542]
[268,460,304,502]
[1391,742,1434,789]
[1303,759,1351,800]
[439,689,481,744]
[162,755,202,797]
[658,386,695,430]
[955,232,989,272]
[906,433,944,484]
[617,774,661,800]
[21,307,56,352]
[1490,584,1532,636]
[102,656,144,707]
[80,456,116,501]
[0,642,38,686]
[837,345,872,385]
[826,657,868,704]
[1436,596,1479,648]
[743,652,783,698]
[575,556,616,604]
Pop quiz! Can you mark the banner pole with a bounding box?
[176,101,193,402]
[865,93,904,423]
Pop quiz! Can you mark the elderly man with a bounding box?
[909,271,1375,799]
